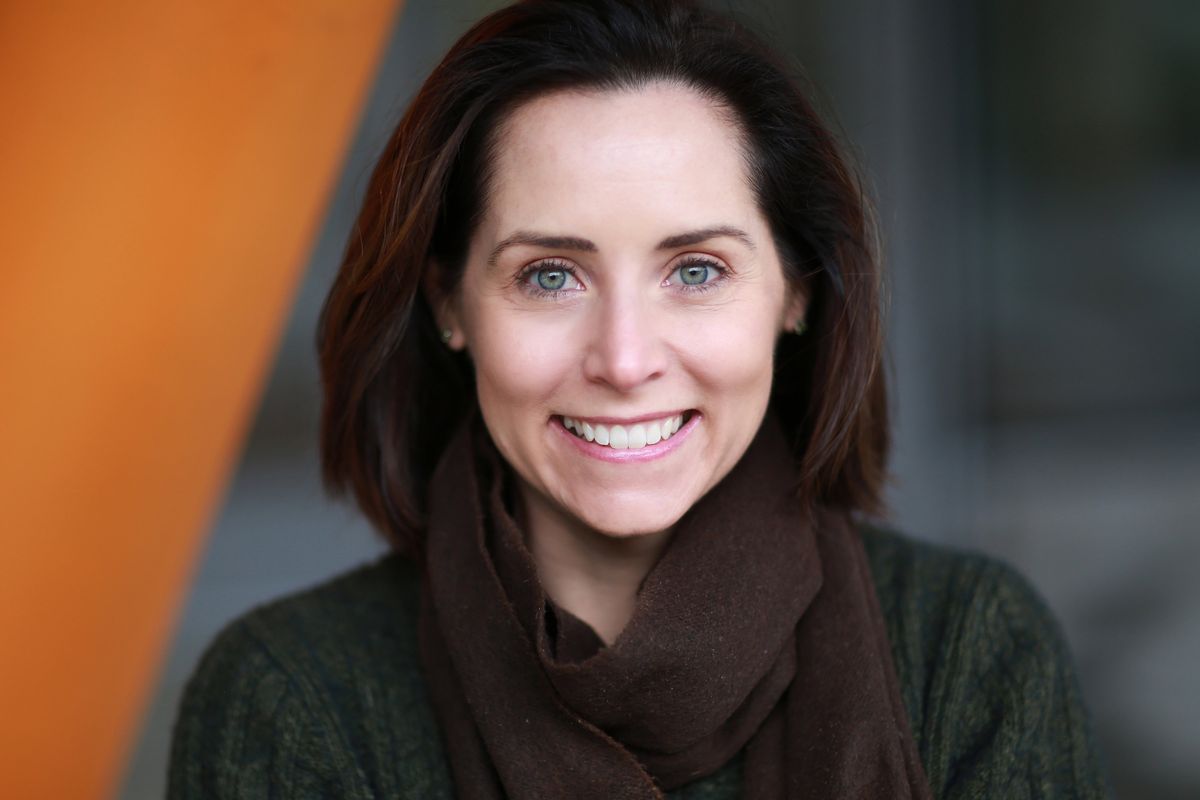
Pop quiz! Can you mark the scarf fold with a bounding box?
[417,413,931,799]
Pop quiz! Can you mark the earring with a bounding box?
[791,319,807,336]
[440,328,453,344]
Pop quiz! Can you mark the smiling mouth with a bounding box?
[558,412,693,451]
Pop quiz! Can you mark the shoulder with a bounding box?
[858,524,1066,727]
[218,553,424,675]
[189,554,427,711]
[859,524,1111,798]
[169,555,452,800]
[859,523,1064,676]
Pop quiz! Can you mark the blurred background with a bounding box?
[120,0,1198,796]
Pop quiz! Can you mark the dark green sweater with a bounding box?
[168,527,1110,798]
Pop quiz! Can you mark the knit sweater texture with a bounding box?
[168,526,1111,798]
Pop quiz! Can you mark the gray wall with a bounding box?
[122,1,1199,797]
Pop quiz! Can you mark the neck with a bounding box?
[516,485,672,646]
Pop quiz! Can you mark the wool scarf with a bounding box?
[417,413,931,799]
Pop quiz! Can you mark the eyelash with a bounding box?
[667,256,729,294]
[517,256,730,299]
[518,258,582,299]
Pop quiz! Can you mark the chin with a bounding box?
[573,499,692,539]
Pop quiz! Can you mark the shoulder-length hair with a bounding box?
[317,0,889,557]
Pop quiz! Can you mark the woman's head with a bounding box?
[444,83,801,538]
[319,0,889,555]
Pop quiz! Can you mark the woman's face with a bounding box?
[442,82,803,537]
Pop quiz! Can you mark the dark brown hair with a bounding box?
[317,0,889,557]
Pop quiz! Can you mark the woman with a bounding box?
[169,1,1109,797]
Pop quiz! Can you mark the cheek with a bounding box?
[466,307,577,417]
[676,301,780,397]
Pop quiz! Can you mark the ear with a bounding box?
[781,279,809,333]
[422,262,468,351]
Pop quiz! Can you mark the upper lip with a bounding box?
[559,409,692,426]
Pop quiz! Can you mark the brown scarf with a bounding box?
[417,412,931,798]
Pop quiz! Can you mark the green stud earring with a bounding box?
[440,328,453,344]
[792,320,807,336]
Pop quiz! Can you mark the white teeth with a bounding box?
[645,421,662,445]
[562,413,689,450]
[609,425,629,449]
[628,424,646,449]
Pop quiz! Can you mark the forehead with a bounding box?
[481,83,759,236]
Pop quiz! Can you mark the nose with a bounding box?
[582,290,668,392]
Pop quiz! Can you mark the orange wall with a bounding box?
[0,2,402,797]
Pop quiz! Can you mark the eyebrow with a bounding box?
[486,225,756,267]
[657,225,756,252]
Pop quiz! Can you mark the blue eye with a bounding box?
[536,268,568,291]
[679,263,710,285]
[522,260,582,296]
[668,258,725,289]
